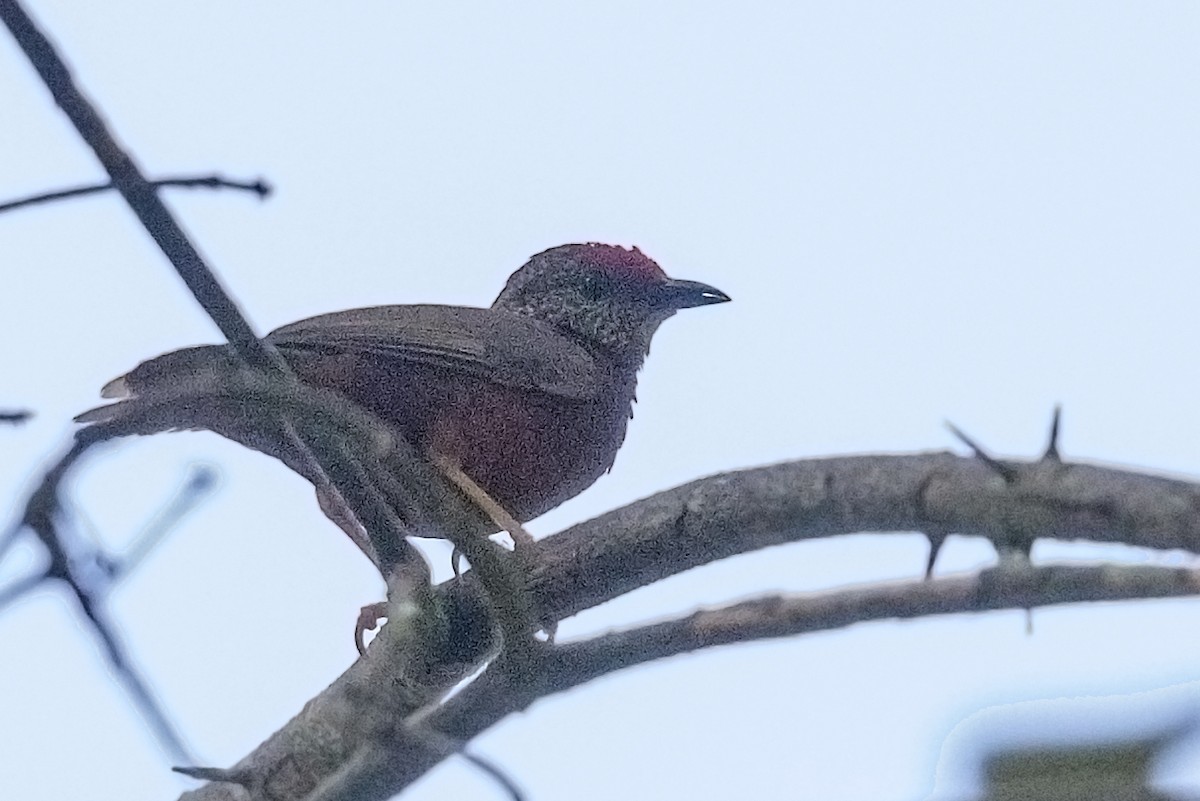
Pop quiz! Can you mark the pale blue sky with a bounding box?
[2,2,1199,799]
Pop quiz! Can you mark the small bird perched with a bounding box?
[79,243,729,562]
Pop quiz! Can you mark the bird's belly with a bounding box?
[289,353,635,525]
[431,386,631,521]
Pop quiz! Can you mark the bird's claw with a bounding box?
[354,601,389,656]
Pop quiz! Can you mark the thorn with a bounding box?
[418,725,527,801]
[924,533,945,579]
[1044,404,1063,461]
[945,421,1018,482]
[995,539,1038,607]
[458,749,526,801]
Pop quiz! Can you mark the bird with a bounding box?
[78,243,730,568]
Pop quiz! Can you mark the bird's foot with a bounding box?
[354,601,389,656]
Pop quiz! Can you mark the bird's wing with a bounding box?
[266,304,598,400]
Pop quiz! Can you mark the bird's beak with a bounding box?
[659,278,731,309]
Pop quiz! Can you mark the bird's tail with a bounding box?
[75,345,240,426]
[74,345,491,548]
[74,344,393,473]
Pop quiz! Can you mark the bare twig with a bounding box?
[0,570,45,610]
[0,0,272,368]
[0,521,25,565]
[2,0,447,587]
[1,463,215,610]
[0,0,435,581]
[0,174,271,215]
[70,577,196,762]
[14,431,195,762]
[0,409,33,424]
[110,463,219,578]
[537,564,1200,686]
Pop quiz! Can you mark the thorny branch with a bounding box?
[173,447,1200,801]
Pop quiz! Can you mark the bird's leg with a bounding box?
[315,484,400,655]
[428,451,556,642]
[340,453,537,655]
[319,489,398,656]
[426,451,535,547]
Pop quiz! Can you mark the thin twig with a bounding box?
[13,429,195,761]
[0,0,273,368]
[0,174,271,215]
[111,464,219,578]
[67,574,196,762]
[1,462,213,605]
[0,409,33,424]
[0,570,47,611]
[1,0,394,578]
[0,523,25,565]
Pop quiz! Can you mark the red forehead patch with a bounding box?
[577,243,667,282]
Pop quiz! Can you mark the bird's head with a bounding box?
[493,243,729,363]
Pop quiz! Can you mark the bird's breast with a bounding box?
[424,372,637,521]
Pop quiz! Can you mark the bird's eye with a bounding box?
[579,274,607,301]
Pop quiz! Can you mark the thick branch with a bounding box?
[410,563,1200,790]
[515,452,1200,624]
[283,562,1200,801]
[177,452,1200,800]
